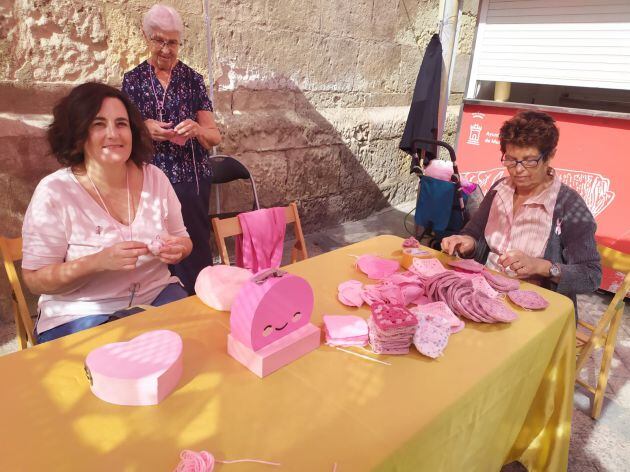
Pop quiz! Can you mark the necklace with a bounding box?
[148,62,173,122]
[86,168,133,241]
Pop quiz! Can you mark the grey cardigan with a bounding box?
[461,180,602,317]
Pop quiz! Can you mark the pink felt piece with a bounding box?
[413,314,451,358]
[402,237,421,248]
[195,265,252,311]
[410,301,465,334]
[337,280,365,307]
[448,258,485,273]
[471,275,500,299]
[355,255,400,279]
[377,283,404,305]
[476,295,519,322]
[399,285,424,306]
[227,324,320,378]
[507,290,549,310]
[360,286,386,306]
[403,247,431,257]
[482,269,520,292]
[235,208,286,273]
[230,269,315,351]
[409,257,448,278]
[85,330,183,406]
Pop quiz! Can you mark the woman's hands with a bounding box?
[96,236,191,268]
[95,241,149,271]
[441,235,476,257]
[145,119,176,142]
[173,119,201,139]
[154,234,190,264]
[498,250,552,279]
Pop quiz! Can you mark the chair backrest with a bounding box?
[209,155,260,218]
[211,202,308,267]
[575,244,629,417]
[0,236,37,348]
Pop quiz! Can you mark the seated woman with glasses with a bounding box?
[122,4,221,295]
[441,110,601,314]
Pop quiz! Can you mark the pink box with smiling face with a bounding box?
[228,269,320,377]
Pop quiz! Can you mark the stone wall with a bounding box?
[0,0,479,322]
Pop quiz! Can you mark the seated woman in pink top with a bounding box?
[22,82,193,343]
[441,110,600,316]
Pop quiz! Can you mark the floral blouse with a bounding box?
[122,60,214,185]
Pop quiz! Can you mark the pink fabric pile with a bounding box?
[323,315,369,347]
[337,271,428,308]
[367,302,418,355]
[425,271,518,323]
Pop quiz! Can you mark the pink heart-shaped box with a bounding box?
[84,330,183,406]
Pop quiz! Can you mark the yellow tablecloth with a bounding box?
[0,235,575,472]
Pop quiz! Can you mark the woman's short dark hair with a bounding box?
[499,110,559,161]
[47,82,153,167]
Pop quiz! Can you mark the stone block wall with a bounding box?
[0,0,479,322]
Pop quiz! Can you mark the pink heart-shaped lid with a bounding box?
[85,330,182,379]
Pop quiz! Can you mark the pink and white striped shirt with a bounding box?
[484,175,562,276]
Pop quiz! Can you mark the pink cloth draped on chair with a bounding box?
[235,208,286,272]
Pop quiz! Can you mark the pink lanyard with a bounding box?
[147,63,172,122]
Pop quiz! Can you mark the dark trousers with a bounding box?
[171,179,213,295]
[38,283,188,343]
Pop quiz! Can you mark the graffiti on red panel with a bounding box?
[460,168,616,218]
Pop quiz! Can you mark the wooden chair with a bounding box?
[575,244,630,419]
[211,202,308,266]
[0,236,37,349]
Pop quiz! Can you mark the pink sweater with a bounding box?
[22,165,189,333]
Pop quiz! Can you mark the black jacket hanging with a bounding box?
[399,34,443,163]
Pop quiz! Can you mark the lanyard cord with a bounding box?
[87,168,132,241]
[147,62,173,122]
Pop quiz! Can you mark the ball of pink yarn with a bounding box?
[148,235,165,256]
[175,450,216,472]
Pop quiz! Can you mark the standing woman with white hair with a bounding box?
[122,4,221,294]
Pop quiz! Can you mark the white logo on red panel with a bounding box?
[460,168,615,218]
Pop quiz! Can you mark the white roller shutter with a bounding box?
[467,0,630,95]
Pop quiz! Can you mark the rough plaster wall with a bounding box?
[0,0,476,321]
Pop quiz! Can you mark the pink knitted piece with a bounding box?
[507,290,549,310]
[409,257,448,278]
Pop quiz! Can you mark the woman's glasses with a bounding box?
[501,153,546,168]
[150,37,182,50]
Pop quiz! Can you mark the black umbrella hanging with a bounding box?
[399,33,443,167]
